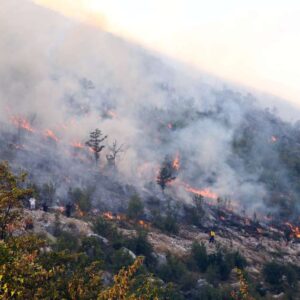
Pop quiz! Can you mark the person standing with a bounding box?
[29,197,36,210]
[42,202,48,212]
[209,230,216,243]
[65,202,72,217]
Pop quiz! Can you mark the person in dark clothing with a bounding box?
[65,202,72,217]
[42,202,48,212]
[284,227,292,246]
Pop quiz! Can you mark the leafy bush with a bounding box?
[80,236,104,262]
[263,262,285,285]
[157,253,187,283]
[55,231,80,252]
[190,242,208,272]
[125,230,156,268]
[152,211,179,234]
[111,248,134,272]
[93,216,124,248]
[127,194,144,220]
[68,187,93,213]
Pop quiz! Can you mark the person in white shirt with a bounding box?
[29,197,36,210]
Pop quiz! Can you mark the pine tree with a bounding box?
[86,129,108,162]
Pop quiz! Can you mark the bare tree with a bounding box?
[86,129,108,162]
[106,140,126,167]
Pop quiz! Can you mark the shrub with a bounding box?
[190,242,208,272]
[69,187,92,213]
[111,248,134,272]
[55,231,80,252]
[127,194,144,220]
[80,236,104,262]
[125,231,156,268]
[263,262,285,285]
[157,253,187,283]
[93,216,124,248]
[152,212,179,234]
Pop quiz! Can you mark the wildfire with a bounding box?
[138,220,150,229]
[71,141,84,149]
[270,136,278,143]
[182,182,218,200]
[106,110,117,119]
[172,153,180,171]
[56,206,65,213]
[44,129,59,142]
[103,212,124,221]
[11,116,35,133]
[256,228,263,234]
[285,222,300,238]
[75,204,84,217]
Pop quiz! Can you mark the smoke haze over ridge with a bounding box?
[1,0,300,216]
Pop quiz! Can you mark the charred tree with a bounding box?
[156,159,177,191]
[106,140,126,168]
[85,129,108,162]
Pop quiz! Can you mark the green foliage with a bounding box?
[93,216,124,248]
[125,231,156,268]
[80,236,105,262]
[111,248,135,272]
[189,242,208,272]
[184,195,205,227]
[225,251,247,270]
[127,194,144,220]
[188,243,247,286]
[263,261,298,293]
[192,285,225,300]
[69,187,93,213]
[41,182,56,204]
[99,256,153,300]
[157,253,187,283]
[0,161,32,239]
[263,262,284,285]
[55,230,80,252]
[152,211,179,235]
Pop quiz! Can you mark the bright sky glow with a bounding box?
[33,0,300,105]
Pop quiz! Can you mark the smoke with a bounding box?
[0,0,299,215]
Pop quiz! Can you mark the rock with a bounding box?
[154,253,167,266]
[88,233,109,245]
[272,292,285,299]
[122,247,137,260]
[196,278,208,288]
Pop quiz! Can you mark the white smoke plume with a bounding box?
[1,0,299,214]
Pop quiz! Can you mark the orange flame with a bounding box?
[182,182,218,200]
[75,204,84,217]
[286,222,300,238]
[172,153,180,171]
[44,129,59,142]
[11,116,35,132]
[103,212,114,220]
[72,142,84,149]
[138,220,150,228]
[106,110,117,119]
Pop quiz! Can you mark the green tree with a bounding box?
[127,194,144,221]
[0,161,32,239]
[190,242,208,272]
[69,187,93,213]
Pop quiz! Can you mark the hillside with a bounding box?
[19,206,300,299]
[1,1,300,299]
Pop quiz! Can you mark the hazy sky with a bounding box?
[33,0,300,106]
